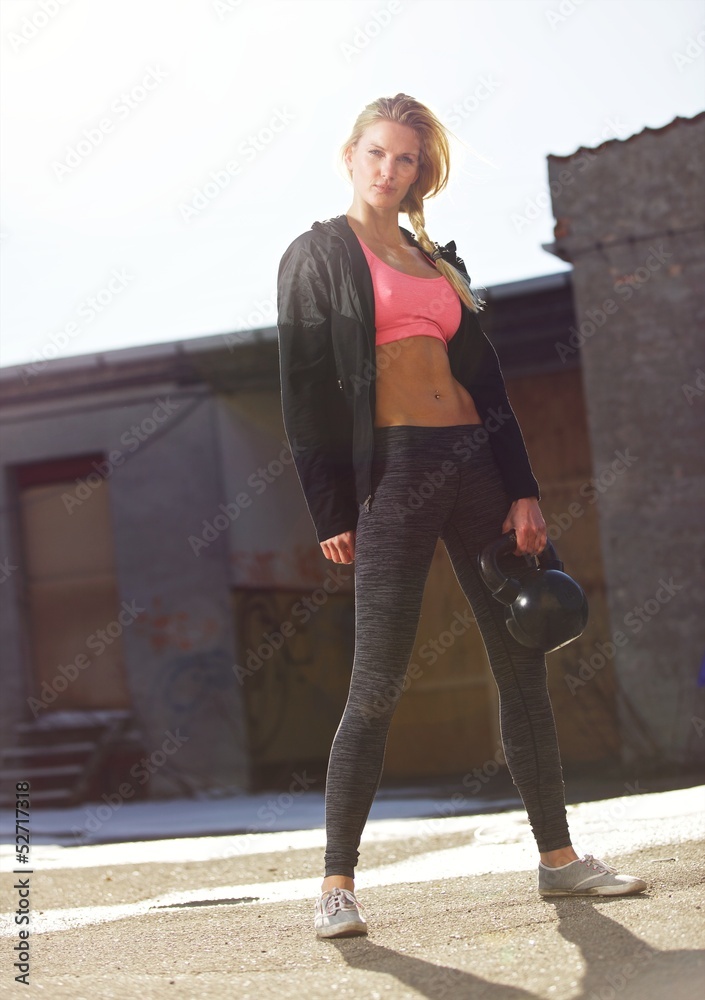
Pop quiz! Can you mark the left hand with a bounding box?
[501,497,547,556]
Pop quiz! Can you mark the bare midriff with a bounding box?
[348,229,483,428]
[374,334,482,427]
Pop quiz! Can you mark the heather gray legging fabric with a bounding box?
[324,423,572,878]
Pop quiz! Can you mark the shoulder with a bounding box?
[280,216,347,264]
[277,218,349,316]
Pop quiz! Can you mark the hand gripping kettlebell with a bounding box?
[477,529,589,653]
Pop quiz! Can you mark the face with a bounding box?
[344,119,421,210]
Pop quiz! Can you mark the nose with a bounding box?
[380,155,396,180]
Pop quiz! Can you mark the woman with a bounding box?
[276,94,646,939]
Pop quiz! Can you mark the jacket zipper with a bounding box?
[324,219,379,516]
[335,225,374,513]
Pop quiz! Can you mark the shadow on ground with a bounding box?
[331,895,705,999]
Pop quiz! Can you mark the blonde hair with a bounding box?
[340,93,485,313]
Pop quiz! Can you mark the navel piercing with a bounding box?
[434,390,441,399]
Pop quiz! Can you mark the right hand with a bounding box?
[320,529,356,564]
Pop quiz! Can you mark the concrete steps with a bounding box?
[0,710,140,807]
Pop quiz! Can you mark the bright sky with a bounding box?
[1,0,703,369]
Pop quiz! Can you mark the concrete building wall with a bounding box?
[0,447,29,745]
[215,390,335,591]
[546,112,705,767]
[0,381,249,795]
[503,368,622,764]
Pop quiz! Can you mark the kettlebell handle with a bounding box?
[478,529,564,605]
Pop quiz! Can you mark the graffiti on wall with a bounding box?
[230,546,355,590]
[234,588,355,760]
[134,595,223,652]
[136,595,248,792]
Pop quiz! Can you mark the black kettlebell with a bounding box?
[477,529,589,653]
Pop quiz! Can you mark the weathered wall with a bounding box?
[215,391,329,590]
[547,112,705,766]
[0,385,249,796]
[506,368,621,765]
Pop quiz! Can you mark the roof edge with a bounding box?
[547,109,705,162]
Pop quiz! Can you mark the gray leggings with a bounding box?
[324,423,572,878]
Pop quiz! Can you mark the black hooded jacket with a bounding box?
[276,213,540,544]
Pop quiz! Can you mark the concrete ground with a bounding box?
[1,784,703,999]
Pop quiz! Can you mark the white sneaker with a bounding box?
[314,887,368,938]
[538,853,648,896]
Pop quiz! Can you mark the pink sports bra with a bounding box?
[357,235,462,351]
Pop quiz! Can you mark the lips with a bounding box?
[375,185,394,193]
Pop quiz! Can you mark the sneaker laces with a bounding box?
[581,853,618,874]
[319,887,363,916]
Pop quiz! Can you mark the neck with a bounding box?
[345,203,406,247]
